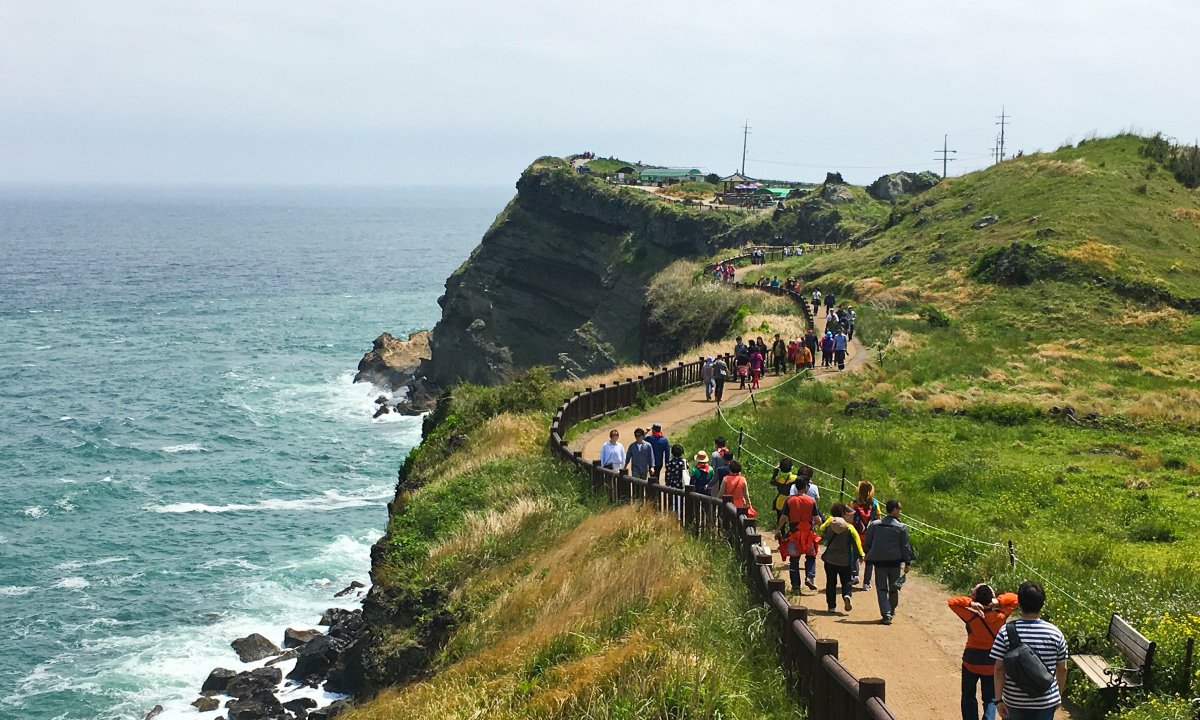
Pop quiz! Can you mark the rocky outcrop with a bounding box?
[230,633,281,663]
[866,171,941,201]
[354,331,430,390]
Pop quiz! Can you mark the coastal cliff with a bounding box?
[417,157,741,386]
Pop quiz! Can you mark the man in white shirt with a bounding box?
[599,429,625,470]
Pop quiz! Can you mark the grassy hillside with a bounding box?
[346,369,803,720]
[721,134,1200,715]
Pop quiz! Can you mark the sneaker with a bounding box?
[882,614,893,625]
[827,606,837,613]
[862,582,871,591]
[804,578,818,590]
[843,595,852,611]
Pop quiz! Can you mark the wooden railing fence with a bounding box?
[546,252,897,720]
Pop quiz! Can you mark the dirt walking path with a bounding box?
[572,270,1079,720]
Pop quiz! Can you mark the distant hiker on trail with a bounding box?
[797,464,821,508]
[798,340,814,370]
[599,429,625,470]
[846,306,857,341]
[711,437,731,472]
[665,443,687,515]
[772,334,787,375]
[850,481,881,588]
[713,356,728,402]
[720,460,749,509]
[690,451,715,496]
[834,328,849,371]
[748,344,764,389]
[770,458,798,520]
[825,292,836,312]
[811,289,822,316]
[625,428,653,480]
[701,356,716,401]
[988,581,1068,720]
[734,335,748,361]
[770,275,781,288]
[786,337,800,372]
[714,451,734,494]
[736,355,750,390]
[863,499,915,624]
[776,474,820,592]
[647,422,670,481]
[950,583,1020,720]
[818,502,865,613]
[820,332,834,368]
[804,328,818,368]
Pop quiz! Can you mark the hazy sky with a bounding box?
[2,1,1196,186]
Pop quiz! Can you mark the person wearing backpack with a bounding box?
[713,357,729,402]
[949,584,1020,720]
[850,481,881,588]
[988,581,1068,720]
[863,499,915,624]
[700,356,716,401]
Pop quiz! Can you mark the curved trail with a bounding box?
[573,267,1080,720]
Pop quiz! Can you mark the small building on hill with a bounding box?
[639,167,705,186]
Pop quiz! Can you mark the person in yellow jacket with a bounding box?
[818,503,865,613]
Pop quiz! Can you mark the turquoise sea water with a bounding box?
[0,185,508,719]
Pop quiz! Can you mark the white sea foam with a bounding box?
[54,577,90,590]
[0,585,36,596]
[147,486,392,514]
[161,443,207,453]
[23,506,46,518]
[54,496,76,513]
[53,557,128,572]
[0,532,7,543]
[59,415,73,421]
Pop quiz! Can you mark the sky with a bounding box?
[1,0,1197,186]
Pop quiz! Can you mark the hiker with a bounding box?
[647,422,670,481]
[599,429,625,470]
[811,289,822,316]
[701,356,716,401]
[804,328,819,368]
[690,451,715,496]
[748,343,764,390]
[711,437,731,472]
[713,356,729,402]
[834,327,848,371]
[714,451,734,494]
[736,354,750,390]
[825,292,836,313]
[624,428,653,480]
[846,306,857,341]
[733,335,748,360]
[989,581,1068,720]
[720,460,749,509]
[770,458,797,520]
[797,339,814,371]
[664,443,688,516]
[772,334,788,375]
[770,275,780,288]
[776,474,820,591]
[850,481,881,588]
[820,332,834,368]
[786,338,800,371]
[863,499,915,624]
[818,502,865,613]
[949,584,1020,720]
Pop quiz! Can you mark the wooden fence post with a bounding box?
[813,638,838,720]
[856,678,885,720]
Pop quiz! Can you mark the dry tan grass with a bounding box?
[887,329,919,351]
[1031,158,1092,176]
[850,277,919,308]
[1115,305,1188,330]
[1171,207,1200,228]
[1064,240,1120,272]
[742,313,809,340]
[428,497,552,564]
[927,393,965,411]
[1110,355,1142,370]
[428,412,544,481]
[1123,388,1200,423]
[1033,343,1090,362]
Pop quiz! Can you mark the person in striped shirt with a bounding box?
[988,581,1068,720]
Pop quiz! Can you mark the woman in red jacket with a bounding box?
[948,583,1019,720]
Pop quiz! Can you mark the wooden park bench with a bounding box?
[1071,614,1155,697]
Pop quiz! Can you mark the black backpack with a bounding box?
[1003,622,1055,696]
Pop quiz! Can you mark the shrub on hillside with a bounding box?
[966,402,1041,426]
[968,243,1067,286]
[917,304,951,327]
[1139,133,1200,188]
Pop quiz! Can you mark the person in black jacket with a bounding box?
[863,499,915,624]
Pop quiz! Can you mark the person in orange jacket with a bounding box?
[948,583,1020,720]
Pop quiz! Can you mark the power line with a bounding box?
[934,134,958,178]
[996,107,1011,162]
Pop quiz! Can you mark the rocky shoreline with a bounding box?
[159,582,367,720]
[354,330,439,416]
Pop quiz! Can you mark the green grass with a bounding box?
[584,157,638,175]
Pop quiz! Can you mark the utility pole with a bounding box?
[934,134,957,178]
[996,107,1010,162]
[741,120,752,175]
[989,135,1001,165]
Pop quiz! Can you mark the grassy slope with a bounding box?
[704,135,1200,714]
[349,371,803,720]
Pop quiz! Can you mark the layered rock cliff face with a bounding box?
[418,158,739,387]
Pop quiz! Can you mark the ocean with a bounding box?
[0,184,509,719]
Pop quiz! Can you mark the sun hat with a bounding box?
[694,451,709,463]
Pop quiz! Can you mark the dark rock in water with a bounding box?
[334,580,365,598]
[354,331,430,391]
[284,627,324,648]
[265,649,298,666]
[231,633,281,663]
[226,666,283,699]
[202,667,237,693]
[310,700,348,719]
[192,697,220,711]
[972,215,999,229]
[372,404,390,418]
[143,705,164,719]
[200,612,223,625]
[287,635,339,682]
[319,608,355,627]
[225,690,283,720]
[284,697,318,712]
[374,395,388,405]
[327,609,363,639]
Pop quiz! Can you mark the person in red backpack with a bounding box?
[850,481,881,589]
[775,479,819,592]
[948,584,1018,720]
